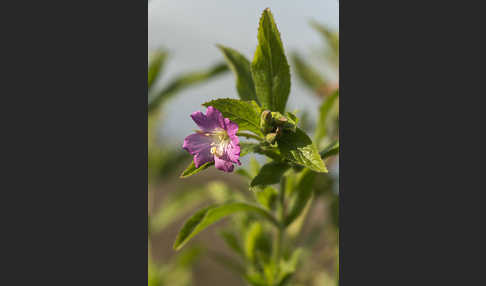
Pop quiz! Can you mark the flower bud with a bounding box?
[271,111,288,125]
[273,112,296,133]
[265,132,278,144]
[260,110,273,134]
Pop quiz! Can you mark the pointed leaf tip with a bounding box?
[251,8,290,113]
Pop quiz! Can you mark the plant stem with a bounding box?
[272,177,287,284]
[236,132,263,142]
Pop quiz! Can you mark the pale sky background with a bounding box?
[148,0,339,145]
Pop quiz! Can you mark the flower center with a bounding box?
[208,128,230,158]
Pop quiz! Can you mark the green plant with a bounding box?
[173,9,339,286]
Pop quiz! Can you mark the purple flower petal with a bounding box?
[225,135,241,165]
[182,133,214,167]
[183,106,242,173]
[224,118,239,136]
[214,156,235,172]
[190,106,225,132]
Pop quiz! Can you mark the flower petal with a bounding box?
[225,135,241,164]
[190,106,225,132]
[224,118,239,136]
[182,133,214,167]
[214,156,235,172]
[194,152,214,168]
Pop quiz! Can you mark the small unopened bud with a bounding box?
[273,112,296,133]
[270,112,287,125]
[265,132,278,144]
[260,110,273,134]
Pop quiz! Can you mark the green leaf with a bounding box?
[250,161,290,188]
[148,259,164,286]
[278,128,328,173]
[284,169,317,226]
[208,251,246,276]
[244,222,263,262]
[240,142,260,157]
[240,142,281,161]
[254,145,282,161]
[217,45,258,102]
[220,230,244,257]
[148,50,168,90]
[174,245,205,268]
[148,62,228,112]
[277,248,303,286]
[255,186,278,210]
[291,52,326,92]
[235,168,252,180]
[251,8,291,113]
[149,149,189,182]
[173,202,279,250]
[249,157,261,177]
[285,111,299,125]
[310,20,339,58]
[149,187,207,234]
[243,222,272,267]
[284,171,297,197]
[180,161,213,178]
[245,272,268,286]
[315,89,339,143]
[320,140,339,159]
[203,98,263,136]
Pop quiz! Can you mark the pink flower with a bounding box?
[183,106,241,172]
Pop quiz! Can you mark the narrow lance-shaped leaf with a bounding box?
[217,45,258,103]
[149,149,189,182]
[208,251,246,276]
[148,62,228,112]
[148,50,168,90]
[291,51,326,92]
[149,187,207,234]
[244,222,263,262]
[220,230,244,257]
[255,186,278,211]
[278,128,328,173]
[315,89,339,144]
[310,20,339,60]
[277,248,304,286]
[251,8,291,113]
[320,140,339,160]
[180,161,213,178]
[173,202,279,250]
[203,98,263,136]
[250,161,290,188]
[284,168,317,226]
[174,245,205,268]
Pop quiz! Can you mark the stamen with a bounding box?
[208,128,230,158]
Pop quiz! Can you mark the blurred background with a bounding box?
[148,1,339,285]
